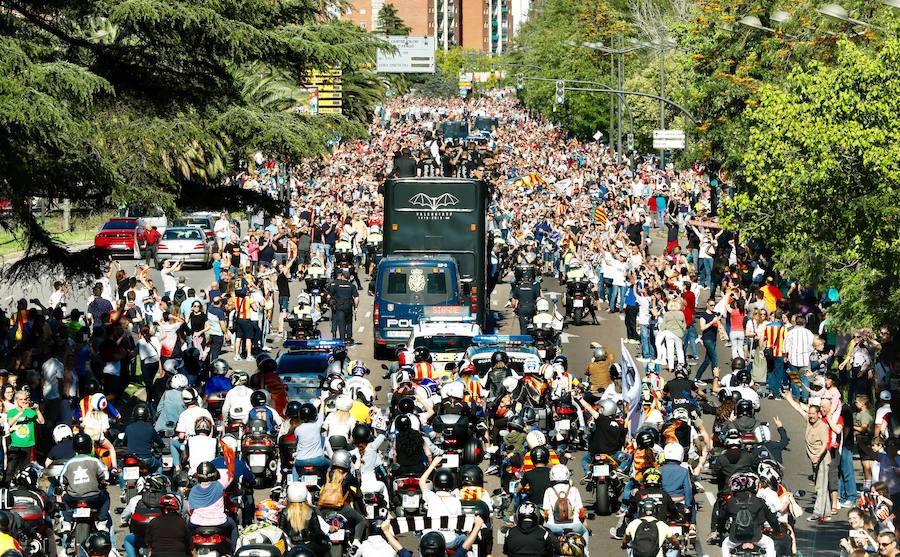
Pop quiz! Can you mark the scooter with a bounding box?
[323,511,353,557]
[192,523,233,557]
[121,453,154,503]
[392,473,425,517]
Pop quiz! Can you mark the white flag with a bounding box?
[620,339,644,435]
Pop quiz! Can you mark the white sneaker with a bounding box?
[233,355,244,361]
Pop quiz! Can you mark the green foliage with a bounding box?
[377,3,411,35]
[342,69,387,124]
[733,37,900,328]
[622,51,692,152]
[0,0,381,279]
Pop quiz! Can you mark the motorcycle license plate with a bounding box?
[73,507,92,518]
[123,467,140,481]
[402,494,420,508]
[330,530,346,542]
[162,455,173,468]
[443,453,460,468]
[573,299,584,308]
[538,349,546,358]
[670,526,683,536]
[556,419,571,430]
[303,475,319,486]
[249,454,267,468]
[593,465,610,477]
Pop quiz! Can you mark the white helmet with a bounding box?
[170,374,189,390]
[369,225,380,235]
[502,376,518,394]
[593,346,607,361]
[526,430,547,449]
[672,407,690,422]
[599,399,617,417]
[549,464,571,483]
[335,394,353,412]
[286,483,311,504]
[536,298,551,312]
[53,424,73,444]
[568,259,581,270]
[297,292,311,305]
[755,424,772,443]
[442,381,464,400]
[663,443,684,463]
[162,358,184,374]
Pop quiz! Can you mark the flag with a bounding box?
[507,173,546,188]
[592,204,607,225]
[620,339,644,436]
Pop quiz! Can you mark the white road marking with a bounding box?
[559,331,579,344]
[365,311,371,318]
[358,326,365,333]
[705,491,715,505]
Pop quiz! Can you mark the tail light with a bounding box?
[396,477,420,490]
[373,303,379,324]
[194,533,226,545]
[194,243,205,249]
[556,405,576,416]
[124,456,139,466]
[243,436,274,447]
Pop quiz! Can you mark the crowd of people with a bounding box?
[0,89,894,557]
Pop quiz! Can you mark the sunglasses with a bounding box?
[880,542,895,547]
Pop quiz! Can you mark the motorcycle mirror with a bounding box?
[375,385,382,392]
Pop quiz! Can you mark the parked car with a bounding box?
[119,206,167,233]
[94,218,141,256]
[156,226,214,268]
[171,214,215,240]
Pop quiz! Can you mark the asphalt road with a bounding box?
[0,241,848,557]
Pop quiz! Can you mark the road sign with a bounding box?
[376,36,436,74]
[653,129,686,149]
[304,69,342,114]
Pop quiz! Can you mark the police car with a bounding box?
[463,335,543,376]
[276,339,343,402]
[406,307,482,368]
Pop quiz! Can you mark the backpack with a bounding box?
[172,287,187,307]
[632,518,661,557]
[318,472,347,510]
[552,485,574,522]
[730,498,759,543]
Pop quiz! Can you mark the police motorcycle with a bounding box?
[286,292,323,340]
[562,260,595,326]
[333,234,359,287]
[305,253,330,311]
[364,225,383,277]
[528,297,563,362]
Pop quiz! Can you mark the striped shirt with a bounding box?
[783,325,815,367]
[763,320,786,358]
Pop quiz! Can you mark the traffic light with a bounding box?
[516,74,524,91]
[555,80,565,105]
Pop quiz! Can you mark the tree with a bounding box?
[0,0,380,280]
[734,37,900,328]
[377,4,411,36]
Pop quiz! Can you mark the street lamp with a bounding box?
[886,0,900,10]
[739,15,774,32]
[818,3,884,30]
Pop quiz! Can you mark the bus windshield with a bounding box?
[379,266,454,305]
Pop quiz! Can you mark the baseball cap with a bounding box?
[880,390,892,402]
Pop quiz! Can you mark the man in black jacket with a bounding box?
[388,148,417,178]
[503,502,558,557]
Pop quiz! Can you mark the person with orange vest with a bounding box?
[521,431,562,472]
[458,465,493,511]
[251,353,287,414]
[458,364,484,405]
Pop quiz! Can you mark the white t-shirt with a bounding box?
[137,337,161,363]
[42,358,64,400]
[161,268,177,295]
[423,490,463,543]
[223,386,254,422]
[637,296,652,326]
[187,435,218,474]
[176,406,214,436]
[542,483,585,526]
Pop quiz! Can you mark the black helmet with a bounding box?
[284,546,318,557]
[432,468,455,491]
[299,403,317,422]
[419,531,446,557]
[212,358,230,375]
[736,399,754,418]
[636,428,656,449]
[491,351,509,366]
[398,397,416,415]
[195,416,213,436]
[0,511,11,535]
[15,466,38,490]
[84,532,112,556]
[196,461,220,482]
[83,379,101,395]
[250,390,267,407]
[332,346,348,361]
[351,423,373,444]
[395,414,412,432]
[132,403,150,422]
[73,433,93,455]
[460,465,484,487]
[515,501,540,528]
[531,445,550,465]
[731,357,747,371]
[508,415,526,432]
[0,551,22,557]
[638,497,659,517]
[285,400,302,419]
[256,352,276,374]
[673,364,688,378]
[413,346,432,363]
[552,354,568,372]
[735,369,752,387]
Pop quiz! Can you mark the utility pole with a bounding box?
[658,47,666,169]
[609,49,615,159]
[616,33,624,164]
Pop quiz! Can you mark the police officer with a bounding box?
[333,234,361,288]
[329,269,358,343]
[511,272,541,335]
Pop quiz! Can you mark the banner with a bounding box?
[620,339,644,436]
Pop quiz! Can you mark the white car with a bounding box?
[407,318,482,365]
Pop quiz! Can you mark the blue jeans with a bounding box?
[640,325,655,358]
[767,357,785,397]
[293,455,331,481]
[838,445,858,502]
[786,365,810,401]
[609,285,624,312]
[683,323,698,358]
[170,438,184,469]
[696,337,718,380]
[698,258,713,289]
[657,208,665,228]
[124,533,137,557]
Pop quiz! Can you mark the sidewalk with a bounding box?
[0,241,94,268]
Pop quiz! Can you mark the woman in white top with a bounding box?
[136,324,162,389]
[322,395,357,457]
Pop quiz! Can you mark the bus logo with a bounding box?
[408,192,460,211]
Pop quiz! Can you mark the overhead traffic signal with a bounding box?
[555,80,565,105]
[516,74,524,91]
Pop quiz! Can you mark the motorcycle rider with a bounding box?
[2,466,51,549]
[280,483,329,557]
[721,473,781,557]
[318,449,367,551]
[293,402,330,479]
[184,417,217,475]
[521,431,562,472]
[713,362,760,413]
[122,403,164,475]
[187,461,237,550]
[222,370,254,424]
[145,493,192,557]
[60,432,112,532]
[459,465,493,510]
[120,474,170,557]
[246,390,284,433]
[420,457,464,548]
[174,387,212,474]
[381,517,485,557]
[584,346,615,393]
[542,464,590,554]
[565,259,599,325]
[658,443,693,519]
[611,467,679,540]
[483,351,514,401]
[250,353,288,414]
[622,498,680,557]
[503,501,559,557]
[155,372,188,433]
[46,424,76,467]
[511,270,541,334]
[708,434,756,543]
[349,423,388,500]
[81,531,115,557]
[204,359,233,415]
[210,435,254,525]
[575,397,628,479]
[519,446,554,507]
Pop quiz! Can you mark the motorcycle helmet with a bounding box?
[299,403,317,422]
[508,414,526,432]
[284,546,317,557]
[757,459,783,484]
[231,371,249,387]
[84,532,112,557]
[287,483,311,504]
[160,493,181,514]
[729,472,759,493]
[516,501,540,528]
[491,351,509,367]
[255,499,283,525]
[183,347,201,361]
[73,433,93,455]
[502,376,518,394]
[332,345,348,362]
[522,406,538,425]
[212,359,230,375]
[91,393,108,411]
[638,497,659,517]
[536,298,551,312]
[397,397,417,415]
[195,416,213,436]
[609,363,622,381]
[250,390,268,407]
[395,414,413,432]
[599,399,617,417]
[15,466,38,490]
[396,367,413,385]
[328,377,345,393]
[736,399,754,418]
[526,430,547,449]
[552,354,568,372]
[181,387,199,406]
[419,531,447,557]
[442,381,464,400]
[413,346,432,364]
[350,362,369,377]
[196,461,220,482]
[735,368,752,387]
[331,449,353,471]
[731,357,747,371]
[351,423,373,444]
[593,346,607,361]
[432,468,455,491]
[635,428,656,450]
[460,465,484,487]
[673,364,688,378]
[531,445,550,465]
[145,473,170,493]
[724,429,743,448]
[53,424,73,444]
[132,403,150,422]
[549,464,570,483]
[285,400,302,419]
[256,352,277,373]
[672,407,691,422]
[663,443,684,463]
[162,359,183,375]
[643,467,662,487]
[335,394,353,412]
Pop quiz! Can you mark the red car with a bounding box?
[95,217,141,255]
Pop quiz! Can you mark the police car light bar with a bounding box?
[282,339,345,350]
[472,335,533,345]
[423,306,471,318]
